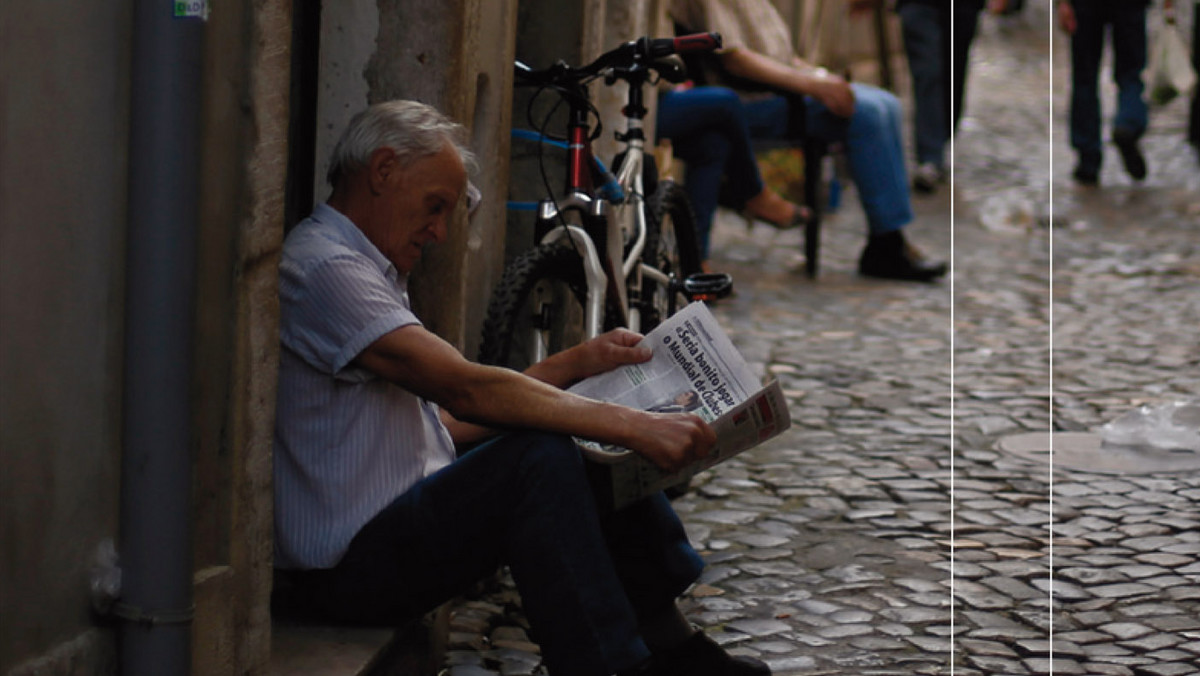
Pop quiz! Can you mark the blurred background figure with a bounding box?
[657,85,812,271]
[668,0,948,282]
[1189,0,1199,161]
[896,0,1009,193]
[1058,0,1159,185]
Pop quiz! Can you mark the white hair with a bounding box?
[326,100,476,186]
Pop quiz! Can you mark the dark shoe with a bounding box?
[1112,127,1147,181]
[654,632,770,676]
[1072,150,1101,185]
[858,230,947,282]
[912,162,944,194]
[1072,162,1099,186]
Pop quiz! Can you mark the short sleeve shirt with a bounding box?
[273,202,457,570]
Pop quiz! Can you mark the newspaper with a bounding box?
[568,302,791,509]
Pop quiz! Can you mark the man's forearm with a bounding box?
[521,347,586,388]
[447,363,639,445]
[445,364,709,472]
[720,47,825,97]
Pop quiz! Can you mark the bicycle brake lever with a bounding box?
[652,56,687,84]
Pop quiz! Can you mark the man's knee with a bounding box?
[853,84,901,118]
[706,87,745,122]
[507,432,587,480]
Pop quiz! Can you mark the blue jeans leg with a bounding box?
[281,432,702,676]
[1110,4,1148,137]
[811,86,914,234]
[743,89,913,235]
[657,87,767,258]
[899,2,948,166]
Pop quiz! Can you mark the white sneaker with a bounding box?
[912,162,943,194]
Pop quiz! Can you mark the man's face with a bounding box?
[374,145,467,274]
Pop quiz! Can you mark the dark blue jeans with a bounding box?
[657,86,768,259]
[279,432,703,676]
[1069,0,1149,163]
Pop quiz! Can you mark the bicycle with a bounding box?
[478,33,732,371]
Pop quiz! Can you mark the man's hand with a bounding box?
[569,329,653,382]
[626,409,716,473]
[1057,1,1076,34]
[524,328,653,388]
[723,49,856,117]
[811,71,856,118]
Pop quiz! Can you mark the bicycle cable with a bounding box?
[524,73,608,263]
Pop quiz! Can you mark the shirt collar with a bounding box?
[311,202,401,282]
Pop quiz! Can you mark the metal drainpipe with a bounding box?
[116,1,206,673]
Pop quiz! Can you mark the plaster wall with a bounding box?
[1,0,287,672]
[0,1,131,671]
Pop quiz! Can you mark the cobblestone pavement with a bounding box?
[441,3,1200,675]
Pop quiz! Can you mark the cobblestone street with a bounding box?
[442,3,1200,675]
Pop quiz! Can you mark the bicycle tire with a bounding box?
[642,180,702,332]
[478,243,590,371]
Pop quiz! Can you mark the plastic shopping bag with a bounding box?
[1147,16,1197,106]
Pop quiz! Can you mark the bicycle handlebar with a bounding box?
[514,32,722,87]
[661,32,723,56]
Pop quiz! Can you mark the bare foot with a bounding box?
[743,188,809,229]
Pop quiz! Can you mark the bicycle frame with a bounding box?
[499,33,723,366]
[529,75,657,342]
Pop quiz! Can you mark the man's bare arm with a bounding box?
[440,328,653,445]
[719,47,856,117]
[356,325,715,471]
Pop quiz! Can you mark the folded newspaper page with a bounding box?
[568,302,791,509]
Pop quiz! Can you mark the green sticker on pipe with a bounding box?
[174,1,209,20]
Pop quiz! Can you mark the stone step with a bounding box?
[269,624,396,676]
[269,610,447,676]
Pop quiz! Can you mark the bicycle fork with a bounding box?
[537,196,610,345]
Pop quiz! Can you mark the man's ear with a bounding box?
[366,147,398,195]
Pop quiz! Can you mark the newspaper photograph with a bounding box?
[567,302,792,508]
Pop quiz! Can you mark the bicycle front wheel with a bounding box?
[642,180,702,332]
[478,243,589,371]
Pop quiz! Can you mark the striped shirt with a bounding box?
[274,202,457,570]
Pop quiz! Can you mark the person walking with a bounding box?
[1058,0,1160,184]
[896,0,994,193]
